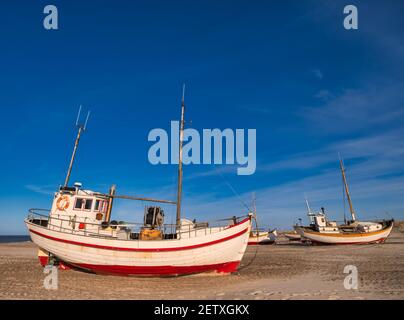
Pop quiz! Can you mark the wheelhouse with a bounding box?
[48,185,110,233]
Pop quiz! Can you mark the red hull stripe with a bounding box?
[29,224,249,252]
[74,261,241,275]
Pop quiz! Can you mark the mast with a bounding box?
[342,171,347,224]
[63,106,90,188]
[252,192,256,217]
[339,156,356,221]
[105,184,116,223]
[176,85,186,230]
[252,192,258,236]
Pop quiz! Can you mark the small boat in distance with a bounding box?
[247,197,277,245]
[248,229,277,245]
[25,92,252,276]
[295,158,394,245]
[284,230,301,242]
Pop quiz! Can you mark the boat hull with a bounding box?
[295,220,394,245]
[248,239,275,245]
[248,232,276,245]
[284,233,301,241]
[26,217,251,276]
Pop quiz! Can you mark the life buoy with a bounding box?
[56,195,70,211]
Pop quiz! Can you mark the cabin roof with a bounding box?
[57,188,106,198]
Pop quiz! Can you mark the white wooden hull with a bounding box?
[295,221,393,245]
[284,232,301,241]
[248,231,276,245]
[25,217,251,276]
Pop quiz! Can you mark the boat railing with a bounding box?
[27,208,249,241]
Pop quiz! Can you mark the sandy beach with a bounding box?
[1,229,403,300]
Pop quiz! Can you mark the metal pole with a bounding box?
[252,193,258,237]
[63,107,90,188]
[107,194,176,205]
[304,196,312,215]
[105,184,116,223]
[64,126,83,187]
[176,85,186,230]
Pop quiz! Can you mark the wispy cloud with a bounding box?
[261,129,404,173]
[158,130,404,229]
[179,163,404,230]
[302,82,404,133]
[314,89,333,101]
[311,69,323,80]
[184,165,238,180]
[238,105,272,115]
[25,184,56,195]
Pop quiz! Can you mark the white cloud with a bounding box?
[25,184,56,195]
[173,130,404,229]
[8,130,404,233]
[314,89,333,101]
[302,83,404,133]
[312,69,323,79]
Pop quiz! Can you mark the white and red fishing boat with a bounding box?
[25,96,252,276]
[295,158,394,245]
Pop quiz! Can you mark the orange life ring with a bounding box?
[56,195,70,211]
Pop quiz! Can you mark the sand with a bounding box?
[1,229,404,300]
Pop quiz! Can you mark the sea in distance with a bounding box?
[0,235,31,243]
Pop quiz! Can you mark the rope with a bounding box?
[214,166,252,212]
[211,167,263,271]
[210,167,260,271]
[342,172,347,224]
[237,215,260,272]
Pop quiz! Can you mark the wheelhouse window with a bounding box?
[74,198,93,211]
[94,200,101,212]
[84,199,93,211]
[74,198,85,210]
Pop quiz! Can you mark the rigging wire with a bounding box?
[237,215,260,272]
[212,166,261,271]
[214,166,252,213]
[342,169,347,224]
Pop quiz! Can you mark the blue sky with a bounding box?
[1,0,403,234]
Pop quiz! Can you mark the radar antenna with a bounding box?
[63,106,91,188]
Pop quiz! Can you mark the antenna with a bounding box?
[84,111,91,131]
[75,105,82,126]
[75,105,91,131]
[63,106,91,188]
[304,194,313,215]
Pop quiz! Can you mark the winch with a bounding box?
[140,206,165,240]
